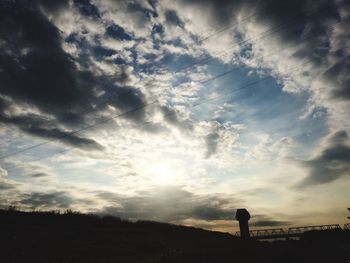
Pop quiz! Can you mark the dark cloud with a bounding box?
[256,0,339,44]
[1,186,239,223]
[327,130,348,144]
[191,204,234,220]
[73,0,101,19]
[101,0,157,31]
[0,181,14,191]
[37,0,70,14]
[30,172,52,178]
[180,0,249,26]
[250,214,290,227]
[126,1,158,20]
[92,46,118,59]
[298,130,350,187]
[0,188,97,210]
[164,9,184,28]
[105,86,146,122]
[97,186,238,222]
[250,220,290,227]
[181,0,349,99]
[323,57,350,99]
[0,1,150,150]
[105,23,133,41]
[0,113,103,150]
[0,1,94,136]
[0,179,18,209]
[160,106,193,131]
[205,132,220,158]
[182,0,339,44]
[20,191,74,209]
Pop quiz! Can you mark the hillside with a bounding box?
[0,209,349,263]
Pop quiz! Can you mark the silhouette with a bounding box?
[236,224,344,241]
[1,208,350,263]
[235,208,251,239]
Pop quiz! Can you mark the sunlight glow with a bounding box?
[151,163,177,185]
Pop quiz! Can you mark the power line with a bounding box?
[0,1,265,146]
[175,2,333,73]
[2,2,338,148]
[0,101,156,160]
[156,0,264,43]
[2,43,349,164]
[197,0,266,42]
[0,61,326,171]
[0,78,120,147]
[0,1,338,153]
[0,1,343,160]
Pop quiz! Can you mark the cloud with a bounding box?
[73,0,101,20]
[164,9,184,28]
[20,191,74,210]
[298,130,350,187]
[323,57,350,99]
[0,113,103,150]
[204,132,220,158]
[197,121,239,159]
[105,86,146,122]
[0,1,96,138]
[105,23,133,41]
[30,172,53,178]
[180,0,340,54]
[0,185,238,224]
[250,214,291,227]
[0,181,14,191]
[171,0,350,131]
[37,0,70,14]
[250,219,290,227]
[0,1,152,151]
[0,178,22,208]
[11,188,97,210]
[0,167,8,177]
[190,203,234,221]
[97,186,238,222]
[93,0,156,39]
[160,105,193,132]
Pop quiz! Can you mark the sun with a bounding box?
[151,163,177,185]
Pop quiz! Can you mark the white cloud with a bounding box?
[0,167,8,177]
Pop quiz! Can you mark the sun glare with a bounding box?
[151,163,177,185]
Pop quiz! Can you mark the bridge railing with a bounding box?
[249,228,285,237]
[236,228,286,238]
[236,224,343,239]
[287,224,342,235]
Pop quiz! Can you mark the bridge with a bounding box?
[235,224,345,240]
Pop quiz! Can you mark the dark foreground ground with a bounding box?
[1,210,350,263]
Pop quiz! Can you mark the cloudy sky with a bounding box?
[0,0,349,232]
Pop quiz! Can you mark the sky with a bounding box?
[0,0,349,233]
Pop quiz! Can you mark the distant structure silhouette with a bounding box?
[236,224,343,240]
[235,208,251,239]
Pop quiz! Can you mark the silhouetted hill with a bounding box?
[1,209,349,263]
